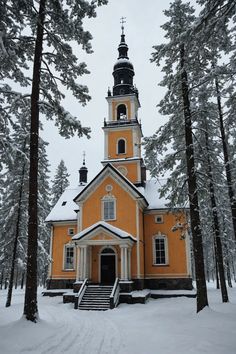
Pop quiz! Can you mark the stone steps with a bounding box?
[79,285,113,311]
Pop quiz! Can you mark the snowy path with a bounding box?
[1,285,236,354]
[0,293,121,354]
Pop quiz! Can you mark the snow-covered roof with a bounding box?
[137,179,168,210]
[45,177,170,223]
[72,221,136,242]
[45,184,86,223]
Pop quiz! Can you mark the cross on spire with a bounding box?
[120,17,126,35]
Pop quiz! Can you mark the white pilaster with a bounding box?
[136,201,140,279]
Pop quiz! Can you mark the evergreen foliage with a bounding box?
[0,0,107,322]
[51,160,70,207]
[144,0,236,312]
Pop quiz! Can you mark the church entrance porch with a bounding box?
[100,248,116,284]
[72,221,136,284]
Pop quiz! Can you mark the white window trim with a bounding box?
[154,215,164,224]
[116,137,127,155]
[63,243,75,271]
[101,195,116,221]
[68,227,75,236]
[152,234,168,266]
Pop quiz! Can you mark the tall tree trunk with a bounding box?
[214,241,220,289]
[6,157,26,307]
[23,0,46,322]
[215,77,236,240]
[14,267,18,289]
[21,271,25,289]
[180,43,208,312]
[0,270,4,290]
[204,128,228,302]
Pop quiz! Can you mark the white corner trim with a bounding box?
[136,201,140,278]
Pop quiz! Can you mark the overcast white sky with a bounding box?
[42,0,198,186]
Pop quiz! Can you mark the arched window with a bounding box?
[153,234,168,265]
[117,104,127,120]
[101,248,115,254]
[117,139,126,154]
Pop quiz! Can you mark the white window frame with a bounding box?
[68,227,75,236]
[153,234,168,266]
[154,215,164,224]
[63,244,75,270]
[102,195,116,221]
[117,138,126,155]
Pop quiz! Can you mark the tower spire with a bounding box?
[120,16,126,36]
[79,152,88,184]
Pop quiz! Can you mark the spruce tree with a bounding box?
[145,0,209,312]
[51,160,70,207]
[0,0,107,322]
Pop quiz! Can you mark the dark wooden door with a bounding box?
[101,255,116,284]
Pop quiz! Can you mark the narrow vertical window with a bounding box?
[64,245,74,270]
[102,196,116,221]
[153,235,168,265]
[117,139,126,154]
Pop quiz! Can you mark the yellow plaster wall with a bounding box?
[144,212,188,277]
[51,224,77,279]
[82,176,137,237]
[107,130,133,159]
[114,162,139,184]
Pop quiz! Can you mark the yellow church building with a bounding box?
[46,30,192,310]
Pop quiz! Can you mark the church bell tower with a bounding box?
[102,23,146,186]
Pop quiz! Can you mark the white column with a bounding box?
[83,245,87,279]
[128,248,131,280]
[124,247,128,280]
[76,246,80,281]
[120,245,128,281]
[120,245,124,280]
[78,246,83,281]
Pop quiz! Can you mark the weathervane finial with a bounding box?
[120,16,126,35]
[83,151,86,165]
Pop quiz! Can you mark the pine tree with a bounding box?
[0,0,107,322]
[145,0,209,312]
[0,99,51,306]
[51,160,70,207]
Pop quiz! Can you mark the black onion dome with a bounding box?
[113,58,134,71]
[112,32,135,96]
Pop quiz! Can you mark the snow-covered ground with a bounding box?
[0,283,236,354]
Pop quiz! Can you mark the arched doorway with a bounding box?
[100,247,116,284]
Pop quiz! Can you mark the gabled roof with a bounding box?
[137,179,169,210]
[45,184,86,223]
[72,221,136,242]
[73,163,148,207]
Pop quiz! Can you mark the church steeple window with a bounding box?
[117,104,127,120]
[117,138,126,154]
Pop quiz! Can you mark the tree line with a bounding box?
[144,0,236,312]
[0,0,107,322]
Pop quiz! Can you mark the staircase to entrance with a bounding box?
[79,285,113,311]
